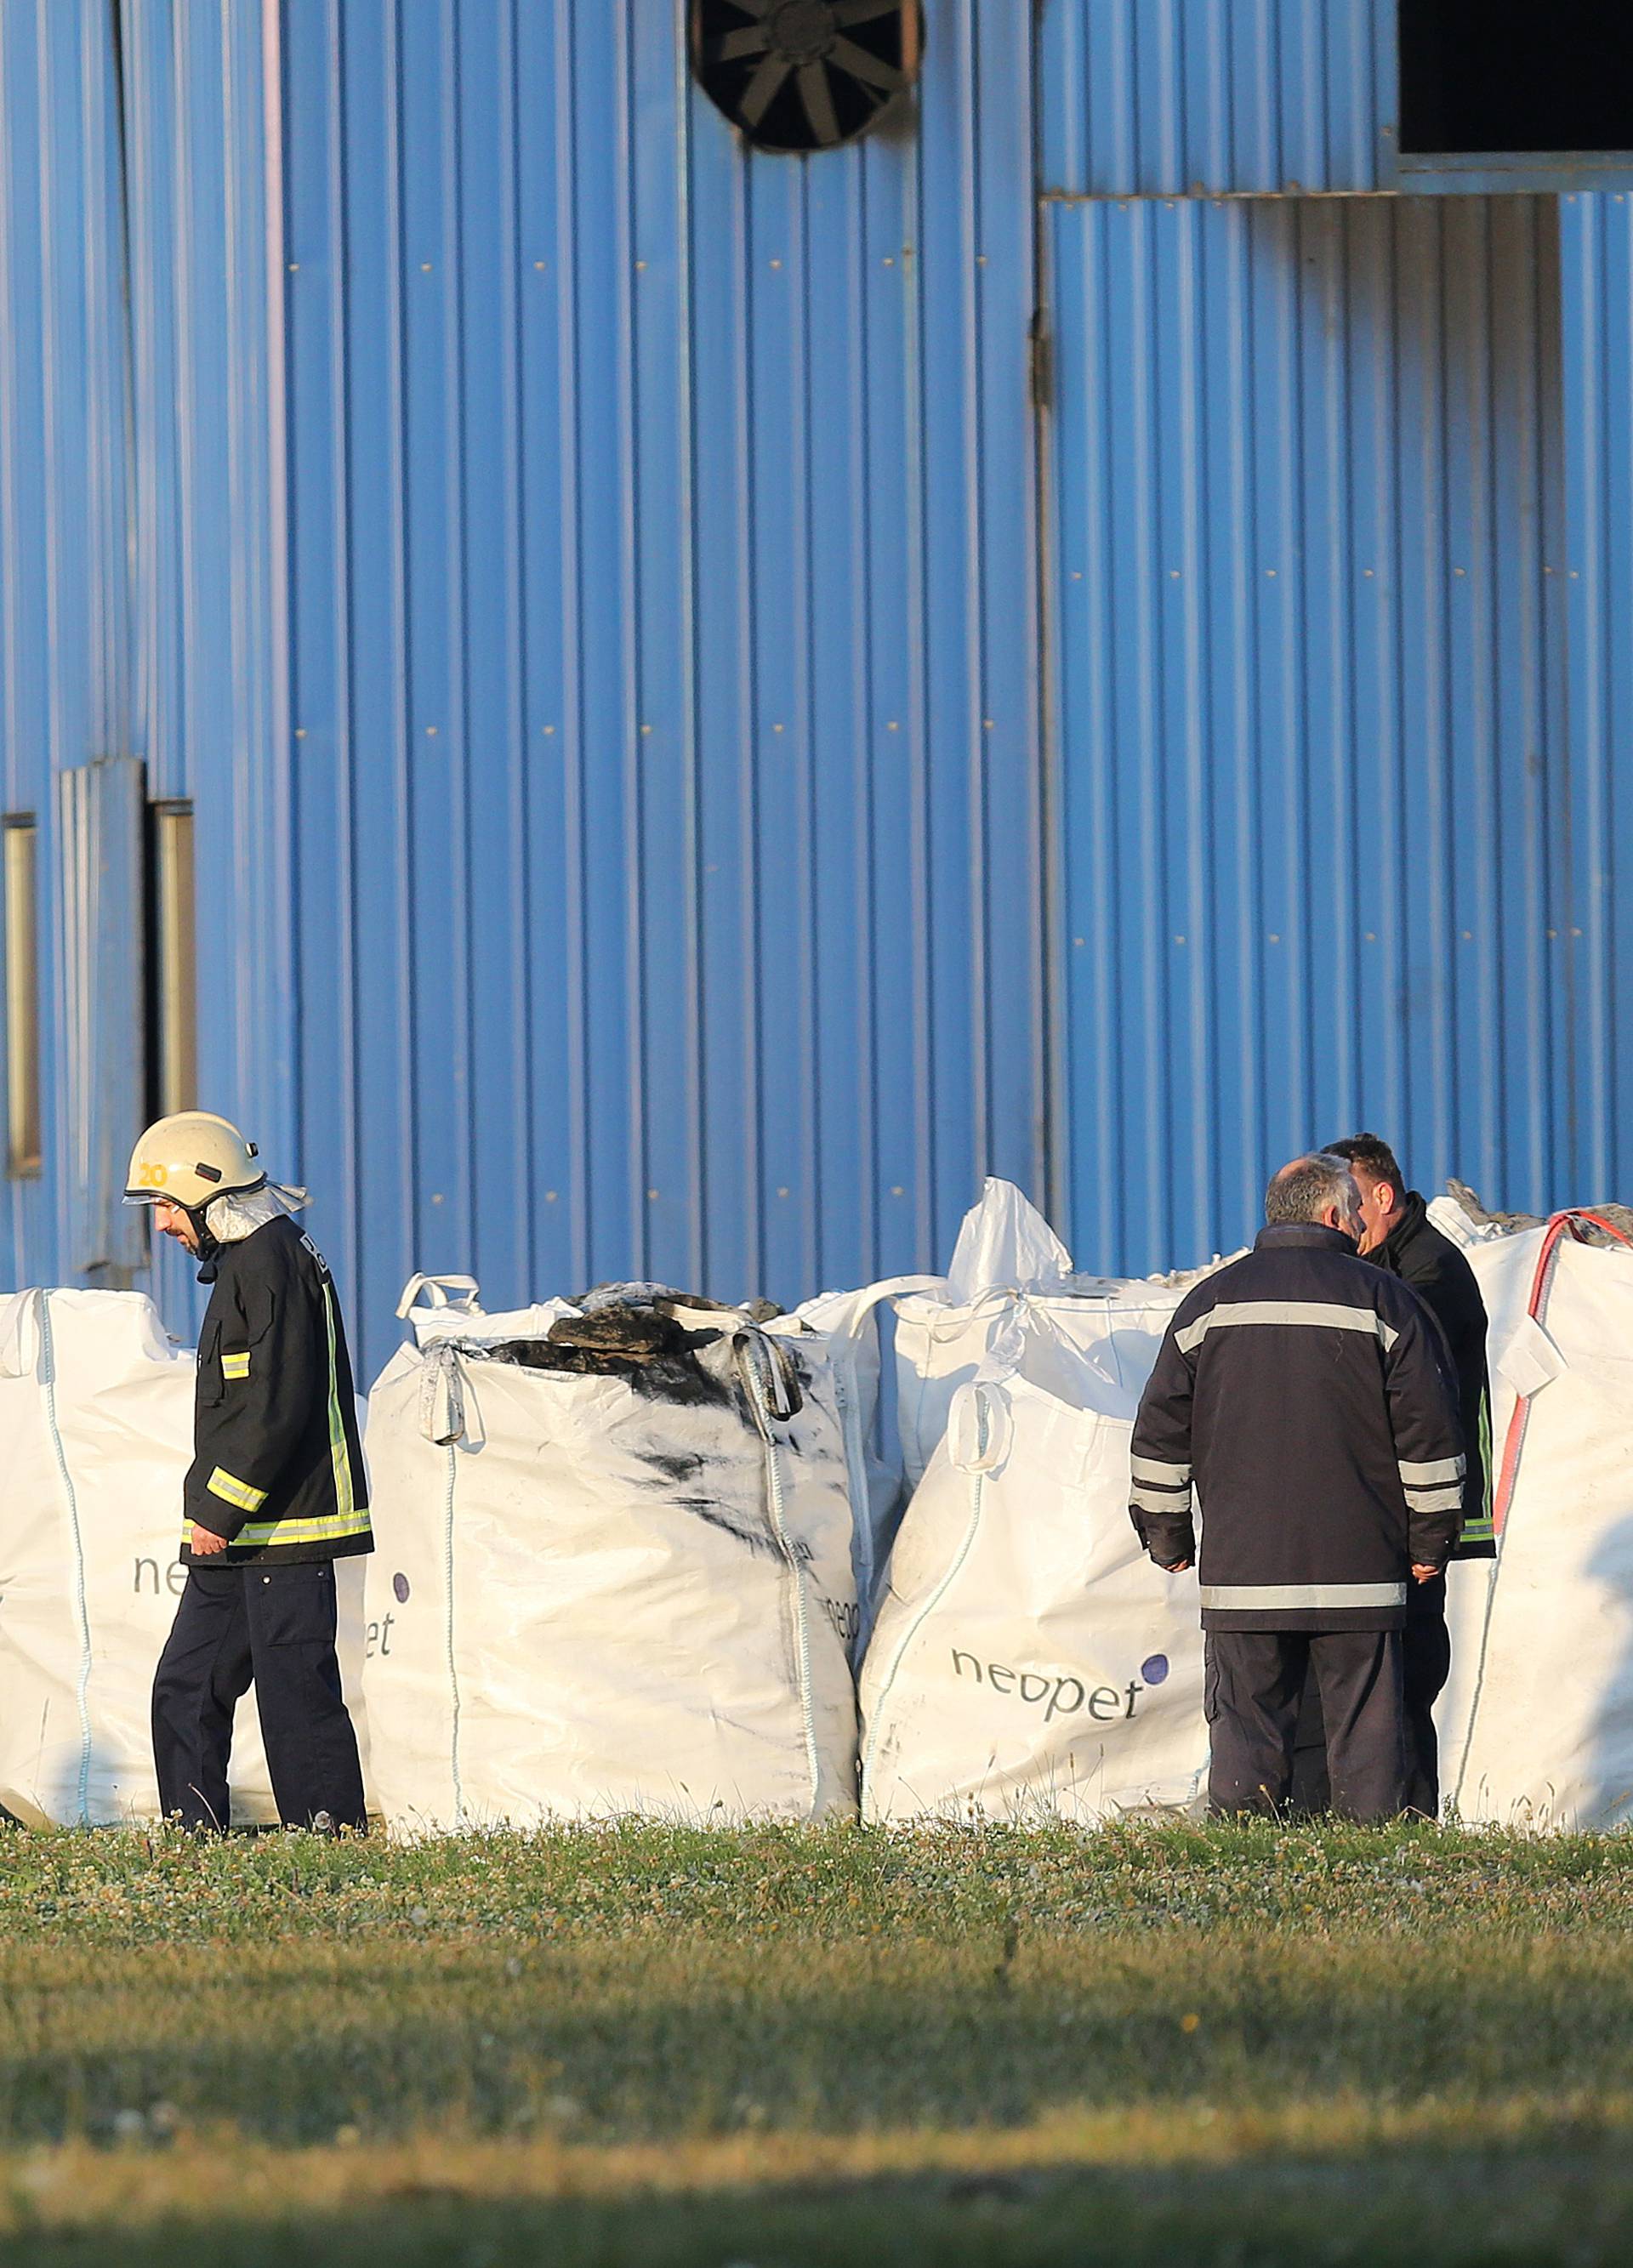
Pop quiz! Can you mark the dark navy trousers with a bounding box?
[1206,1627,1407,1824]
[152,1561,367,1831]
[1291,1574,1448,1818]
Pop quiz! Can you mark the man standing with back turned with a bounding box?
[1129,1153,1465,1820]
[125,1111,371,1833]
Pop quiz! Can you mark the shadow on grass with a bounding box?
[8,1937,1633,2146]
[7,2146,1633,2268]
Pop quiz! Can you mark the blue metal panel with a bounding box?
[10,0,1622,1379]
[1558,192,1633,1199]
[1039,0,1397,196]
[1042,192,1631,1275]
[117,0,287,1334]
[58,757,147,1276]
[0,0,130,1293]
[1398,155,1633,196]
[276,0,1044,1373]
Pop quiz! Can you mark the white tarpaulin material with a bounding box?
[890,1179,1232,1490]
[857,1185,1220,1822]
[0,1287,370,1827]
[1428,1206,1633,1829]
[361,1282,861,1831]
[859,1365,1208,1824]
[768,1275,941,1644]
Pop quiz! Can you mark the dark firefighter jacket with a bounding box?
[182,1214,372,1566]
[1367,1191,1494,1558]
[1129,1225,1464,1632]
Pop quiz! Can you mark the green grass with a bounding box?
[3,1820,1633,2263]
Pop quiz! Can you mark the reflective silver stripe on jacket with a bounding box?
[1131,1484,1192,1515]
[1397,1454,1465,1486]
[1402,1486,1463,1516]
[1175,1301,1399,1356]
[1131,1456,1191,1486]
[1198,1581,1408,1610]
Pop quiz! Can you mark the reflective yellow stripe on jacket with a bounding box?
[207,1467,266,1514]
[221,1352,250,1380]
[1459,1385,1496,1548]
[233,1506,373,1549]
[321,1283,358,1522]
[230,1285,367,1549]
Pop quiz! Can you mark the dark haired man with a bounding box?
[1129,1153,1464,1822]
[1304,1133,1493,1817]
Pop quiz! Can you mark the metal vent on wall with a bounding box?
[690,2,922,152]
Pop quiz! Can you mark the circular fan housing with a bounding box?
[691,1,924,154]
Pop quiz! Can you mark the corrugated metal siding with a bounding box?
[1558,191,1633,1195]
[0,0,130,1291]
[277,0,1044,1368]
[1039,0,1397,196]
[119,0,287,1332]
[58,756,148,1275]
[1041,191,1633,1274]
[9,5,1633,1372]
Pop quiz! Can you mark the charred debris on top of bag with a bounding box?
[481,1282,790,1409]
[1445,1181,1633,1247]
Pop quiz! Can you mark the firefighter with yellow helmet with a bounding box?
[125,1112,370,1832]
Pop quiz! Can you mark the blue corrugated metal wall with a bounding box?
[1039,0,1397,196]
[1557,191,1633,1194]
[4,3,1633,1373]
[1044,192,1590,1270]
[120,0,288,1332]
[276,0,1044,1366]
[0,0,129,1287]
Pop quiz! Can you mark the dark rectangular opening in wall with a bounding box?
[1400,1,1633,153]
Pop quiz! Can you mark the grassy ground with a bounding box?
[3,1819,1633,2263]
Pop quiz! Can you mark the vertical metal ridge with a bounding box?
[439,0,474,1275]
[611,0,643,1283]
[498,0,532,1291]
[322,0,361,1301]
[382,0,415,1291]
[671,0,705,1295]
[555,0,589,1293]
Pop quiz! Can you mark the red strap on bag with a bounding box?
[1489,1210,1633,1539]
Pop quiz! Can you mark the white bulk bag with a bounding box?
[859,1364,1208,1824]
[1435,1218,1633,1828]
[361,1292,860,1832]
[0,1287,369,1827]
[890,1179,1233,1487]
[768,1275,942,1644]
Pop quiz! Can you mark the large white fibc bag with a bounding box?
[1430,1214,1633,1828]
[361,1286,860,1831]
[767,1275,941,1645]
[0,1287,369,1828]
[890,1179,1233,1488]
[859,1361,1208,1825]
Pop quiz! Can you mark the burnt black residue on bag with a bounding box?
[477,1284,805,1558]
[481,1283,786,1411]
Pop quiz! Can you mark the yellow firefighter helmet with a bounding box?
[123,1112,265,1211]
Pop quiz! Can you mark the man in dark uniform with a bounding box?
[124,1111,371,1833]
[1308,1133,1493,1816]
[1129,1152,1465,1822]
